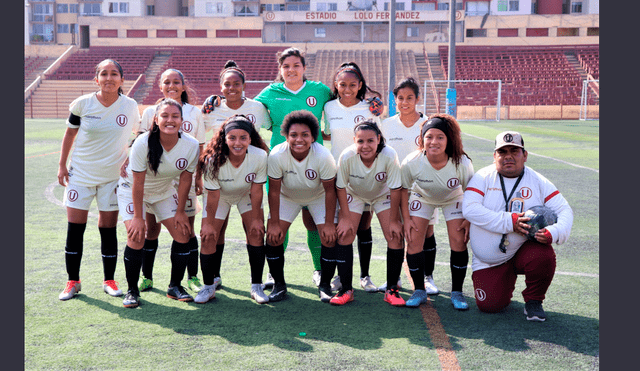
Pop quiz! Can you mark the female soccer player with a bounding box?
[118,98,201,308]
[323,62,383,293]
[329,120,403,306]
[195,115,270,304]
[380,77,438,294]
[265,110,337,302]
[199,60,272,291]
[57,59,140,301]
[400,114,474,310]
[134,68,205,295]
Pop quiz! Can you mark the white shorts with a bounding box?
[63,179,119,212]
[202,191,260,220]
[117,183,181,223]
[337,192,392,220]
[172,178,201,217]
[408,193,464,222]
[269,195,327,225]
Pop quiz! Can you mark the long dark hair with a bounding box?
[354,119,386,155]
[274,47,307,83]
[330,62,381,101]
[95,59,124,95]
[199,115,269,181]
[418,113,470,168]
[148,98,183,175]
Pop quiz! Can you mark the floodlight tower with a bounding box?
[388,0,397,115]
[446,0,457,117]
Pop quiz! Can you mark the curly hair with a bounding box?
[199,115,269,181]
[418,113,471,168]
[330,62,381,101]
[280,110,319,141]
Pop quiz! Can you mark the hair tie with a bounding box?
[336,65,362,81]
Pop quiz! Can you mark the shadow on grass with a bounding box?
[429,292,599,357]
[77,282,434,352]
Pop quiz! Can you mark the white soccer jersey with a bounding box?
[380,113,428,164]
[126,131,200,203]
[401,152,474,205]
[462,164,574,272]
[336,145,401,202]
[141,103,207,144]
[66,92,140,187]
[267,142,337,204]
[203,98,271,135]
[323,99,381,161]
[203,145,268,204]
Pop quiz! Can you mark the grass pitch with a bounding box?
[24,119,598,370]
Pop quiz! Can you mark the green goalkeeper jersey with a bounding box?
[255,80,332,148]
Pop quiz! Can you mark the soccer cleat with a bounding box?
[59,280,81,301]
[331,276,342,292]
[187,276,203,292]
[330,289,355,306]
[262,273,274,290]
[167,285,194,302]
[360,276,378,292]
[406,289,428,307]
[194,284,216,304]
[123,289,140,308]
[378,278,402,292]
[524,300,547,322]
[312,270,322,287]
[424,275,439,295]
[318,284,333,303]
[451,291,469,311]
[103,280,123,297]
[268,282,287,302]
[384,287,406,306]
[251,283,269,304]
[213,276,222,290]
[138,276,153,292]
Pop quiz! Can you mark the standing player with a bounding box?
[329,120,403,306]
[380,77,438,294]
[323,62,383,293]
[196,115,270,304]
[118,98,200,308]
[199,61,272,291]
[134,68,205,295]
[57,59,140,301]
[399,114,474,309]
[265,110,337,302]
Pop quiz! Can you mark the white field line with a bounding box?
[45,182,598,278]
[463,133,599,173]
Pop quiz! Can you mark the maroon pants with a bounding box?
[472,241,556,313]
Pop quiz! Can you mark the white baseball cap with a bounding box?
[495,131,525,150]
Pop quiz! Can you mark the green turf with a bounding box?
[25,119,599,370]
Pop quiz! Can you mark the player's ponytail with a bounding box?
[354,119,386,155]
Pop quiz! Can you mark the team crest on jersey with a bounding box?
[305,169,318,180]
[67,190,79,202]
[409,200,422,211]
[375,172,387,182]
[346,194,353,203]
[176,158,189,170]
[126,202,134,215]
[475,288,486,301]
[246,114,256,124]
[354,115,365,124]
[520,187,532,199]
[306,96,317,107]
[182,121,193,133]
[115,114,128,127]
[447,178,460,189]
[414,135,420,146]
[245,173,256,183]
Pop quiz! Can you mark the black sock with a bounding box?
[406,252,426,291]
[423,234,437,276]
[386,247,404,289]
[187,236,199,278]
[320,245,337,287]
[247,244,266,284]
[65,222,86,281]
[357,227,373,278]
[450,250,469,292]
[141,239,158,280]
[212,243,225,278]
[200,252,215,286]
[123,246,143,293]
[99,227,118,281]
[169,240,190,287]
[265,244,285,284]
[336,243,354,291]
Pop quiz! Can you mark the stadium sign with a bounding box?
[263,10,461,23]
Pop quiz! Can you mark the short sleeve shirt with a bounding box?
[140,103,207,144]
[323,99,381,162]
[203,98,271,135]
[380,113,428,165]
[336,145,401,202]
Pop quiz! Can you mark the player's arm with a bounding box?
[57,127,79,187]
[174,170,193,236]
[127,170,147,243]
[248,182,265,240]
[266,177,284,246]
[201,189,220,245]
